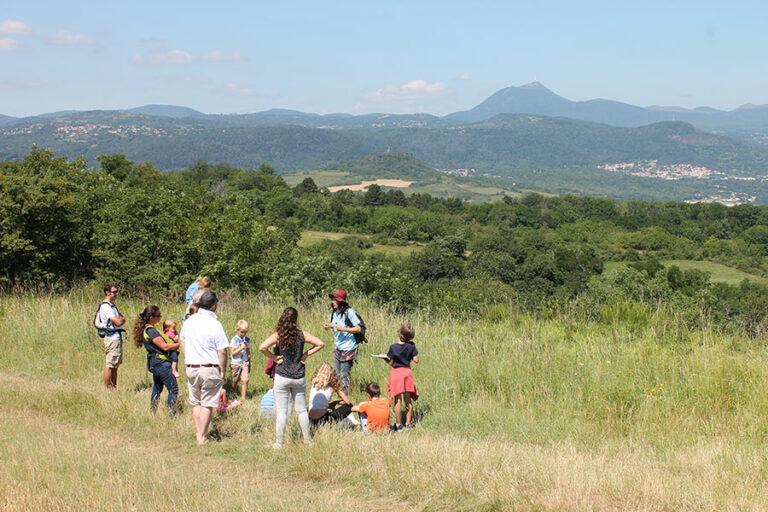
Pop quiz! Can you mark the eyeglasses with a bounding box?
[110,290,119,294]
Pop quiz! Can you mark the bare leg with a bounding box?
[404,393,413,425]
[240,379,248,401]
[103,367,116,388]
[394,394,403,426]
[192,406,213,445]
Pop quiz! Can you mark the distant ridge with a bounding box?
[5,83,768,134]
[0,114,17,127]
[446,82,768,131]
[125,104,207,118]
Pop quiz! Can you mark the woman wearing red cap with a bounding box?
[323,289,363,394]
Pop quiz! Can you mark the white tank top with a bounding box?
[308,386,333,417]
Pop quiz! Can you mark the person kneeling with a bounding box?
[308,363,355,427]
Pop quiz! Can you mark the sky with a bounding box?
[1,0,767,117]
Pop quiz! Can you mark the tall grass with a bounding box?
[1,287,768,510]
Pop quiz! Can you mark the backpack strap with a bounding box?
[343,309,354,328]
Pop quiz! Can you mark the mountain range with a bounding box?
[3,82,768,134]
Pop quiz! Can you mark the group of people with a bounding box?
[93,279,421,446]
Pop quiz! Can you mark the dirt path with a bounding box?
[0,371,415,512]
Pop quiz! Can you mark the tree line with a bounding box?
[2,149,767,334]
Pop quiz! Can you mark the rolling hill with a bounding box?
[2,110,767,175]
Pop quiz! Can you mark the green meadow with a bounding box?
[2,288,768,511]
[299,230,423,256]
[604,259,768,286]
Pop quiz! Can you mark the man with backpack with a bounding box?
[94,284,126,388]
[323,289,366,394]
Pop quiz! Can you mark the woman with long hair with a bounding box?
[132,305,181,415]
[308,362,354,426]
[259,307,325,448]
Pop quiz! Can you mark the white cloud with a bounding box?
[0,38,19,53]
[457,72,472,81]
[357,79,450,114]
[201,51,248,63]
[133,49,193,66]
[400,79,446,93]
[0,19,31,36]
[47,30,95,46]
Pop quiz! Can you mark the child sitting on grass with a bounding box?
[387,321,419,431]
[352,382,391,433]
[230,319,251,401]
[308,362,355,426]
[162,319,181,378]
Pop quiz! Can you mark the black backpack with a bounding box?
[331,308,368,344]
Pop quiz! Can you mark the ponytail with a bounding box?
[132,305,161,348]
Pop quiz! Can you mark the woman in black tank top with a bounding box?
[259,307,325,448]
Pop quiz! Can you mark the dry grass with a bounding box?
[1,288,768,510]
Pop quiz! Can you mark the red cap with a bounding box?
[329,289,348,303]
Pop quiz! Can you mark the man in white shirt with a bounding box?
[180,290,228,445]
[96,284,126,388]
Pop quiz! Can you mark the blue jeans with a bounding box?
[335,358,354,394]
[149,360,178,416]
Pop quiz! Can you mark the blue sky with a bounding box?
[1,0,767,117]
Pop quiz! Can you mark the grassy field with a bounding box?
[299,230,422,256]
[284,169,524,202]
[2,288,768,510]
[604,259,768,285]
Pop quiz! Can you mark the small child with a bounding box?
[162,319,181,378]
[351,382,391,433]
[218,389,241,414]
[259,387,275,418]
[230,319,251,401]
[386,321,419,431]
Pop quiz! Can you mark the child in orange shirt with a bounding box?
[352,382,391,433]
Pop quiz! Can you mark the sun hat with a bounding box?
[329,289,348,303]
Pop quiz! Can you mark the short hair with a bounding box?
[398,321,415,342]
[103,283,117,294]
[235,319,249,331]
[366,382,381,398]
[198,290,218,310]
[199,276,211,287]
[188,303,199,315]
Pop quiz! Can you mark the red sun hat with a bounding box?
[329,289,348,303]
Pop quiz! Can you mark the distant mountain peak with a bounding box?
[736,103,768,111]
[520,81,551,91]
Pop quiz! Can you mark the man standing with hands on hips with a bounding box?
[180,290,228,445]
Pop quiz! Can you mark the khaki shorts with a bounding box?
[186,366,223,408]
[103,338,123,368]
[231,361,250,382]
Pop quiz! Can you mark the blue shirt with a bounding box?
[230,335,251,364]
[185,281,200,305]
[331,308,361,352]
[387,341,418,368]
[260,389,275,410]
